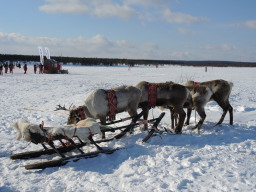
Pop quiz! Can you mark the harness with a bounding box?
[105,89,117,121]
[193,82,200,86]
[39,121,54,144]
[147,83,158,107]
[77,106,86,120]
[39,121,84,146]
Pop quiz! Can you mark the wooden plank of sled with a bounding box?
[142,112,166,143]
[25,148,119,170]
[10,142,87,160]
[114,110,145,139]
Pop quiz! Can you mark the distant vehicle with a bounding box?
[43,59,68,74]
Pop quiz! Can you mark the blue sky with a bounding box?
[0,0,256,61]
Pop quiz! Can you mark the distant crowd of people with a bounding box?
[33,64,44,74]
[0,62,44,75]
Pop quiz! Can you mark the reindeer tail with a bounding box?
[228,81,234,89]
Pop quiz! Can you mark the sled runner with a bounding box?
[24,148,120,170]
[11,111,165,170]
[142,112,166,142]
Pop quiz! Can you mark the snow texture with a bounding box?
[0,64,256,192]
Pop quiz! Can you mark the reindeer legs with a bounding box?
[192,106,206,130]
[184,108,192,126]
[141,107,149,130]
[173,106,186,134]
[100,117,107,139]
[229,105,233,125]
[170,107,178,129]
[215,110,227,126]
[214,99,233,126]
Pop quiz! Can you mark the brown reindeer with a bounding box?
[134,81,189,134]
[182,79,233,126]
[170,85,213,130]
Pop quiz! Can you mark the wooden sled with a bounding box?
[10,111,165,170]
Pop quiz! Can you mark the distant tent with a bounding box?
[43,59,58,74]
[43,59,68,74]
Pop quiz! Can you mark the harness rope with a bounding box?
[39,121,55,144]
[23,107,67,114]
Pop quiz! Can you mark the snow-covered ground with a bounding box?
[0,64,255,192]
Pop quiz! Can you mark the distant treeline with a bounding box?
[1,54,256,67]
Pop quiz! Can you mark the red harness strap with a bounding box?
[193,82,200,86]
[39,121,55,143]
[73,127,77,137]
[77,106,86,120]
[105,89,117,121]
[148,83,158,107]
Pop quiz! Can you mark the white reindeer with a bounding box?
[66,85,142,138]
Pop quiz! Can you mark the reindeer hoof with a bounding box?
[174,129,182,134]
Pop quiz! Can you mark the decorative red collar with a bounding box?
[105,89,117,121]
[77,106,86,120]
[147,83,158,107]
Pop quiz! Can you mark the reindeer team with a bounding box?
[13,78,233,145]
[65,79,233,135]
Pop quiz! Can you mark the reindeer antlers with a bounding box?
[55,103,74,111]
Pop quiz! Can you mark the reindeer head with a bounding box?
[54,104,83,125]
[67,106,87,125]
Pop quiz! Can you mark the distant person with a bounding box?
[9,63,14,74]
[57,63,61,73]
[0,64,3,75]
[34,64,37,74]
[4,63,8,74]
[24,64,27,74]
[39,64,44,74]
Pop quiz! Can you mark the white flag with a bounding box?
[45,47,51,59]
[38,46,44,65]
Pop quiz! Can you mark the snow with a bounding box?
[0,65,256,192]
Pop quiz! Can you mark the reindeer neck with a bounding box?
[80,105,93,118]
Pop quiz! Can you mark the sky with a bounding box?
[0,0,256,62]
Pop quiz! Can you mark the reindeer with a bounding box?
[170,85,213,130]
[60,85,142,139]
[182,79,233,126]
[134,81,189,134]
